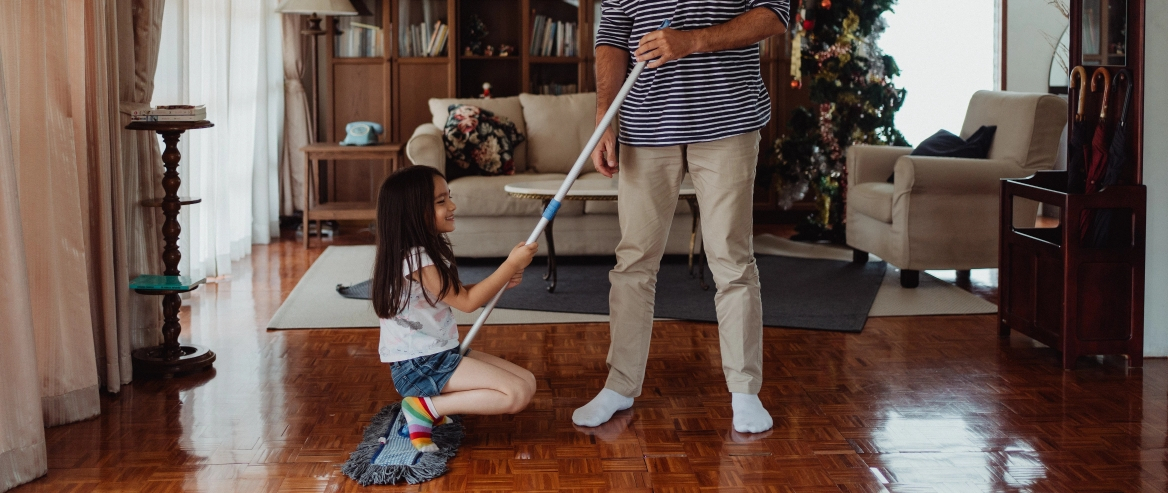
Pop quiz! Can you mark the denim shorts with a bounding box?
[390,347,466,397]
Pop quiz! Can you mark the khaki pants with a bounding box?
[605,130,763,397]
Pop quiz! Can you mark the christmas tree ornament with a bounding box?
[820,0,831,9]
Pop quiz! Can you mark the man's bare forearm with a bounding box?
[692,8,786,53]
[594,45,630,123]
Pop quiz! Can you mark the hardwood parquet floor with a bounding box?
[12,227,1165,492]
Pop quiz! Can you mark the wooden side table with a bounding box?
[300,143,404,248]
[125,120,216,378]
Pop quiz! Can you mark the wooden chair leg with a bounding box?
[900,269,920,288]
[956,269,972,282]
[852,249,869,264]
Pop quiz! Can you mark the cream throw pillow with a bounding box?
[518,93,596,174]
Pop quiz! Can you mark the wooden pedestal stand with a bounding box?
[126,120,216,378]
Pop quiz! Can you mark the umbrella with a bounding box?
[1087,70,1134,248]
[1066,66,1091,194]
[1080,67,1112,239]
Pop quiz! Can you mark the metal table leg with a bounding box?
[541,199,557,293]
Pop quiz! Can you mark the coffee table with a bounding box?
[504,180,707,292]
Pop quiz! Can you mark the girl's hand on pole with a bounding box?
[506,271,523,290]
[504,241,538,272]
[635,28,698,69]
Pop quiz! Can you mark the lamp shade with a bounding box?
[275,0,358,16]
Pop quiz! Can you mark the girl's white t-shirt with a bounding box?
[378,248,459,363]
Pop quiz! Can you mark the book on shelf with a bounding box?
[131,104,205,117]
[400,20,447,57]
[336,19,383,58]
[530,16,576,57]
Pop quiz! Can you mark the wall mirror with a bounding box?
[1080,0,1127,65]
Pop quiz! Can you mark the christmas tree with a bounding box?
[766,0,908,242]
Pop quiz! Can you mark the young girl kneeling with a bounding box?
[372,165,538,452]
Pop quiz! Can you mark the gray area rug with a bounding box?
[343,255,886,333]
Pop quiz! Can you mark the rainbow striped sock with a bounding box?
[401,396,442,452]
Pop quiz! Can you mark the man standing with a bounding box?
[572,1,789,433]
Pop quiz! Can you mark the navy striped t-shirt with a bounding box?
[596,0,790,147]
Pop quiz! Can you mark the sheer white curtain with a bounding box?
[154,0,283,279]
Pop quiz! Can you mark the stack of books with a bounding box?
[400,20,448,57]
[130,105,206,122]
[530,16,577,57]
[337,20,385,58]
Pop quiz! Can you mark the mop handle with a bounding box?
[460,21,668,355]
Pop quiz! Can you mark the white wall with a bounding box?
[1143,2,1168,357]
[1006,0,1068,92]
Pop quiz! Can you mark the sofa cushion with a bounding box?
[430,96,528,172]
[447,173,585,218]
[443,104,526,180]
[518,93,596,174]
[578,173,694,216]
[849,182,894,224]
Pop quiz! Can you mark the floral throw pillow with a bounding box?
[442,104,525,180]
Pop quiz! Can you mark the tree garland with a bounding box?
[764,0,908,242]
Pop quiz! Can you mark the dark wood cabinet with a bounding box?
[999,171,1146,369]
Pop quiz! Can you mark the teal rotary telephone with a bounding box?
[340,121,383,146]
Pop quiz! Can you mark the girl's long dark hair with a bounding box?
[371,165,460,318]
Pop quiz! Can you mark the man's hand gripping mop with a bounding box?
[459,20,669,356]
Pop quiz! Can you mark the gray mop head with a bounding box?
[342,402,464,485]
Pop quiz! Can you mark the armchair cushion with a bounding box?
[960,91,1068,170]
[849,182,894,223]
[886,126,997,182]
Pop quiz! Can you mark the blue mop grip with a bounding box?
[542,200,562,221]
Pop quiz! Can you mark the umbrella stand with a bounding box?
[1080,67,1112,240]
[1066,66,1092,194]
[1088,70,1134,248]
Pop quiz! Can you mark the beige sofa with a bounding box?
[405,92,697,258]
[846,90,1068,287]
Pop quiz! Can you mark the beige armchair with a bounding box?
[846,90,1068,287]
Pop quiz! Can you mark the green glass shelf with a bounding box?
[130,275,205,294]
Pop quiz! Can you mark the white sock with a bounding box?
[731,393,773,433]
[572,388,634,427]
